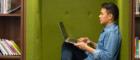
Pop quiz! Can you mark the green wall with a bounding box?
[41,0,116,60]
[118,0,131,60]
[26,0,131,60]
[26,0,42,60]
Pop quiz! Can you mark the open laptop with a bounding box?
[58,21,96,48]
[58,21,77,44]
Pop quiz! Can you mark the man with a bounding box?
[62,2,121,60]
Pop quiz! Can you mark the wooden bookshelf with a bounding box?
[0,0,25,60]
[132,0,140,60]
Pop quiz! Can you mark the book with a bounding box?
[5,39,18,55]
[137,39,140,58]
[0,39,21,56]
[0,40,7,55]
[135,37,139,58]
[1,39,13,55]
[0,40,9,55]
[136,0,140,14]
[0,0,21,14]
[10,40,21,55]
[0,0,11,14]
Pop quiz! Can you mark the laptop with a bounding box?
[58,21,77,44]
[58,21,97,48]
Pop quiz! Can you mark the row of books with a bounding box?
[136,0,140,15]
[0,39,21,56]
[0,0,11,14]
[135,37,140,59]
[0,0,21,14]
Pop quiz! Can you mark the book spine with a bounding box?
[6,40,18,55]
[0,0,1,13]
[138,40,140,58]
[3,0,6,14]
[1,0,3,13]
[136,37,139,58]
[0,40,8,55]
[0,40,7,55]
[5,39,17,55]
[1,0,11,14]
[1,39,13,55]
[10,40,21,55]
[134,37,136,58]
[136,0,140,14]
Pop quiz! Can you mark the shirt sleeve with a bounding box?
[87,31,120,60]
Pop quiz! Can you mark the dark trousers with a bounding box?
[61,42,87,60]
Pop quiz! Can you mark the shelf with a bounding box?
[0,14,21,16]
[135,58,140,60]
[0,10,21,16]
[136,14,140,17]
[0,56,20,59]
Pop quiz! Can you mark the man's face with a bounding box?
[99,8,113,25]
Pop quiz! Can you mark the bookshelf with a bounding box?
[0,56,20,60]
[132,0,140,60]
[0,0,25,60]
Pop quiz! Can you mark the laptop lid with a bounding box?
[58,21,78,44]
[58,21,69,40]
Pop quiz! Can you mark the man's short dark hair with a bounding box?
[101,2,119,21]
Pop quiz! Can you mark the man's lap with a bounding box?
[61,42,87,60]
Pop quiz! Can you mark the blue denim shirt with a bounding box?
[85,23,121,60]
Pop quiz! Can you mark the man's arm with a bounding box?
[87,31,121,60]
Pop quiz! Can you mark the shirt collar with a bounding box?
[104,22,115,31]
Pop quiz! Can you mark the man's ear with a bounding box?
[108,14,113,20]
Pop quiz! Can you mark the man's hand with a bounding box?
[75,37,96,53]
[75,42,88,50]
[77,37,90,43]
[75,42,95,53]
